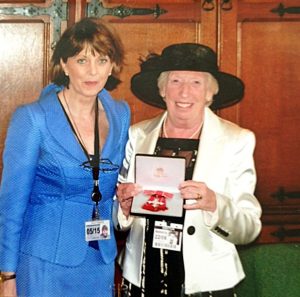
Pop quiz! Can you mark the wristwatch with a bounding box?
[0,273,16,283]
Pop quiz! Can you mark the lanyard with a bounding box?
[90,99,102,211]
[59,96,102,216]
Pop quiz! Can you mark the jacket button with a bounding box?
[187,226,195,235]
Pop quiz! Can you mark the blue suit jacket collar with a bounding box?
[37,84,116,163]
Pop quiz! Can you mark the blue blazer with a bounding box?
[0,84,130,271]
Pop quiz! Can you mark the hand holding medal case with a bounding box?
[131,154,186,217]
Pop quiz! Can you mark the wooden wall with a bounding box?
[0,0,299,244]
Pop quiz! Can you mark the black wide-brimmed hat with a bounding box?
[131,43,244,110]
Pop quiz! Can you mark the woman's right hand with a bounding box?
[116,183,142,218]
[1,278,17,297]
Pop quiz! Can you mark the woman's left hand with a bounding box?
[179,180,217,212]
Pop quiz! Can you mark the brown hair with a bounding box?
[49,17,125,90]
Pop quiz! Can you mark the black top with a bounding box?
[126,137,199,297]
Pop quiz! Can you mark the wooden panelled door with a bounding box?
[218,0,300,243]
[0,0,300,245]
[0,0,69,178]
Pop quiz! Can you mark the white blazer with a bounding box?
[114,107,262,294]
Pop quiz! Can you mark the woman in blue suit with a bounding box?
[0,18,130,297]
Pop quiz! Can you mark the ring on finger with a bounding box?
[196,193,202,200]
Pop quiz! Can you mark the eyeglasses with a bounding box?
[80,158,119,173]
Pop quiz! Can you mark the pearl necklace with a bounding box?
[163,119,202,139]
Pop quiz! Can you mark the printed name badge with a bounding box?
[152,220,183,252]
[85,219,111,241]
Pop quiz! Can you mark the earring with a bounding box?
[65,72,69,76]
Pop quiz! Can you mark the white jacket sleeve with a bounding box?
[203,130,262,245]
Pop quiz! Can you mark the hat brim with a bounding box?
[131,70,244,110]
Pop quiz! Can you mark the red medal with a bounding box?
[142,190,173,212]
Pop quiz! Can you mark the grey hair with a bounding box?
[157,71,219,106]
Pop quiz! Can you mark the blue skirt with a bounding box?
[16,246,114,297]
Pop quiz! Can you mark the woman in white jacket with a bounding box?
[114,43,262,297]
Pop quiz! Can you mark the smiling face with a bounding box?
[160,71,214,126]
[60,46,114,100]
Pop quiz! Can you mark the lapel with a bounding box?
[96,89,118,158]
[136,112,167,154]
[127,112,166,181]
[193,108,226,182]
[39,85,126,165]
[38,84,87,163]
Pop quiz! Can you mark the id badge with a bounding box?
[152,220,183,251]
[85,219,110,241]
